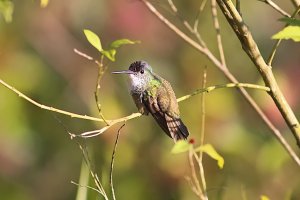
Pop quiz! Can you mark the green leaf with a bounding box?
[272,26,300,42]
[110,39,140,49]
[194,144,224,169]
[83,29,103,52]
[40,0,49,8]
[101,49,116,62]
[171,140,191,154]
[0,0,14,23]
[279,17,300,26]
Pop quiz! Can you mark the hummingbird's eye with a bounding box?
[140,69,144,74]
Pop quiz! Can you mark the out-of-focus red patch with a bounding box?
[189,138,195,144]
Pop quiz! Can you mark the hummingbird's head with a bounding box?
[112,60,154,93]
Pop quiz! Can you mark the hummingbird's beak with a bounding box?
[111,70,134,74]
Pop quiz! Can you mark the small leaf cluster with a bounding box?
[84,29,140,62]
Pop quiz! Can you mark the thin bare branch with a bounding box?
[74,48,109,124]
[74,48,100,66]
[211,0,226,65]
[0,79,105,122]
[258,0,291,17]
[188,147,206,200]
[177,83,270,102]
[200,0,208,12]
[71,181,102,194]
[291,0,300,8]
[198,68,207,193]
[185,176,201,197]
[110,124,125,200]
[166,0,206,46]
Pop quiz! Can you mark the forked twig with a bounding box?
[258,0,291,17]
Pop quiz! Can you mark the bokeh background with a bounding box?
[0,0,300,199]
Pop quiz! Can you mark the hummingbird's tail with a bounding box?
[165,116,189,142]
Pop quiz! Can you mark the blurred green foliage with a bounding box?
[0,0,300,200]
[0,0,13,23]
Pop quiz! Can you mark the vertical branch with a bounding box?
[110,124,125,200]
[188,147,206,200]
[95,55,109,125]
[73,48,109,125]
[198,68,207,193]
[211,0,226,66]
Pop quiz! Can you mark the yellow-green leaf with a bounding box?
[0,0,14,23]
[40,0,49,8]
[83,29,103,52]
[171,140,191,154]
[260,195,270,200]
[272,26,300,42]
[110,39,140,49]
[101,49,116,62]
[194,144,224,169]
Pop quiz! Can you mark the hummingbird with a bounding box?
[112,61,189,142]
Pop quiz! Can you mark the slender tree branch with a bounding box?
[216,0,300,148]
[142,0,222,69]
[74,48,109,125]
[110,124,125,200]
[258,0,291,17]
[177,83,269,102]
[200,0,208,12]
[166,0,206,47]
[71,181,102,195]
[94,55,109,125]
[211,0,226,66]
[0,79,105,122]
[291,0,300,8]
[185,176,201,197]
[198,68,207,195]
[188,147,206,200]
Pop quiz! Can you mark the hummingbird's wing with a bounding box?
[131,92,149,115]
[142,79,189,142]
